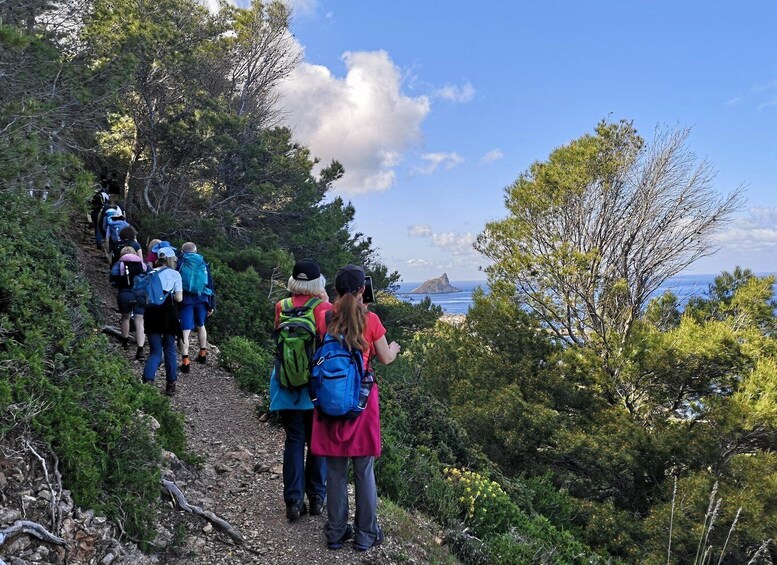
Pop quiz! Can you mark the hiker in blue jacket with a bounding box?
[103,210,130,264]
[176,242,215,373]
[269,259,331,521]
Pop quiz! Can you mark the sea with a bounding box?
[395,274,774,315]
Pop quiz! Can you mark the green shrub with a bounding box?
[207,262,274,343]
[219,336,274,395]
[487,520,600,565]
[504,472,580,534]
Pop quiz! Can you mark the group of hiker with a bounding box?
[90,185,402,552]
[270,259,401,552]
[89,187,215,397]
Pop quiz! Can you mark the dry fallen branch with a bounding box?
[25,442,61,532]
[101,325,130,341]
[161,479,244,544]
[0,520,66,548]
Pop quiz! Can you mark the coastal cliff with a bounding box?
[409,273,461,294]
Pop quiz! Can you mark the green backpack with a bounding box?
[273,297,322,390]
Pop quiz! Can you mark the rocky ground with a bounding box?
[0,231,450,564]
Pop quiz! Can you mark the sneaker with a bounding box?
[122,338,130,350]
[180,358,190,374]
[165,382,176,396]
[327,524,353,550]
[135,347,145,362]
[285,500,306,522]
[196,353,207,364]
[353,527,383,552]
[308,494,325,516]
[141,378,153,385]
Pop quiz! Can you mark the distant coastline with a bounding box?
[396,274,777,316]
[396,280,487,316]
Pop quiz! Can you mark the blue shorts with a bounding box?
[117,290,145,316]
[179,301,208,330]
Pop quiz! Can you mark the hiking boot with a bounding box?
[327,524,353,550]
[285,500,306,522]
[308,494,325,516]
[122,337,131,350]
[135,347,145,362]
[180,358,190,374]
[196,353,207,364]
[353,526,383,552]
[165,382,176,396]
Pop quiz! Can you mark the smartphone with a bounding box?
[363,275,375,304]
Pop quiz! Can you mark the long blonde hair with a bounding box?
[327,292,368,352]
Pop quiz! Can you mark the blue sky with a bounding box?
[222,1,777,282]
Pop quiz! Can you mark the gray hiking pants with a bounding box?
[324,456,379,547]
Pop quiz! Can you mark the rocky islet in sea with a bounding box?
[408,273,461,294]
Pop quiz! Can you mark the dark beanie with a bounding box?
[335,265,365,295]
[292,258,321,281]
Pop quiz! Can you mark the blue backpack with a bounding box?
[179,253,211,295]
[309,334,373,419]
[107,218,130,243]
[133,267,168,307]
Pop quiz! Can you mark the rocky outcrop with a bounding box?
[408,273,461,294]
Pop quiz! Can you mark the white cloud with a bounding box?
[408,225,432,237]
[711,207,777,250]
[748,207,777,224]
[406,225,477,255]
[411,152,464,175]
[406,258,432,267]
[750,78,777,94]
[434,81,475,103]
[757,98,777,110]
[203,0,318,15]
[432,232,476,255]
[481,148,504,164]
[724,78,777,110]
[199,0,220,12]
[285,0,318,17]
[277,50,430,194]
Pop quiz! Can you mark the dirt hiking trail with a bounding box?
[76,235,444,565]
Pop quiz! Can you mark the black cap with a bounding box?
[335,265,365,295]
[292,258,321,281]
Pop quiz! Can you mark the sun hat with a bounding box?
[151,241,173,253]
[156,246,177,260]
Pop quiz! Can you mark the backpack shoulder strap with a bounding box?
[302,297,322,310]
[280,297,293,311]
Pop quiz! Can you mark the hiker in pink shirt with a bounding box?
[311,265,400,552]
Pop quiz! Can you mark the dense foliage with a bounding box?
[0,192,185,542]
